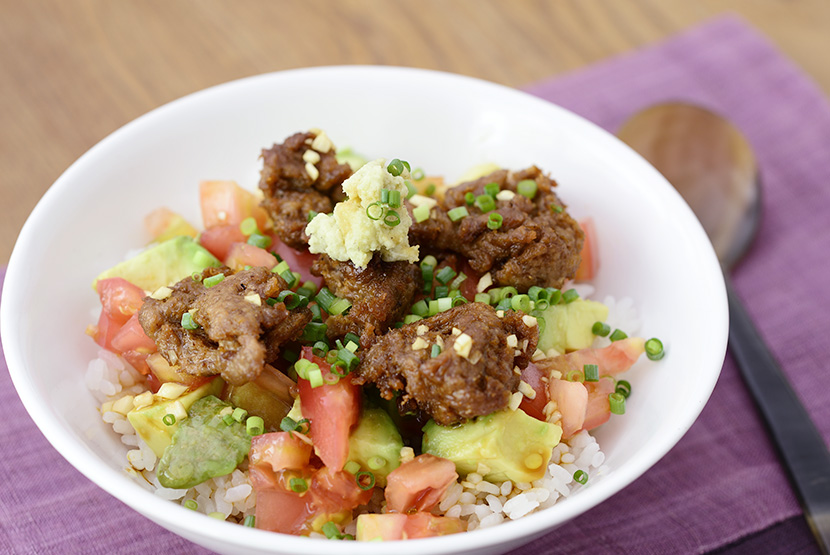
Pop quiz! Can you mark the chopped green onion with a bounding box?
[475,194,496,213]
[184,499,198,510]
[247,232,272,249]
[609,392,626,414]
[425,183,436,196]
[329,298,352,316]
[243,515,256,527]
[367,457,386,470]
[411,300,429,317]
[547,288,562,305]
[413,204,431,223]
[181,312,199,330]
[322,521,341,539]
[344,332,360,348]
[511,294,532,312]
[162,414,176,426]
[191,272,203,282]
[436,297,453,312]
[240,217,259,236]
[297,281,317,299]
[421,265,434,286]
[246,416,265,436]
[431,344,441,358]
[355,471,376,490]
[474,293,491,304]
[222,414,235,426]
[280,270,298,289]
[434,285,449,299]
[528,286,545,301]
[495,298,513,312]
[412,168,425,181]
[428,299,440,316]
[366,202,384,220]
[388,189,402,208]
[421,255,437,268]
[435,266,457,285]
[616,380,632,399]
[484,182,500,197]
[535,313,547,336]
[609,329,628,342]
[565,370,584,383]
[337,347,359,372]
[387,159,404,176]
[312,341,329,358]
[401,160,411,172]
[309,303,322,322]
[380,188,391,204]
[289,477,308,493]
[464,192,475,205]
[276,290,305,310]
[294,358,319,380]
[517,179,538,199]
[645,338,665,360]
[405,180,417,199]
[280,416,299,433]
[301,321,328,343]
[449,272,467,290]
[573,470,588,485]
[562,288,579,303]
[403,314,422,324]
[487,212,503,230]
[452,295,467,307]
[208,511,225,520]
[307,210,318,222]
[592,322,611,337]
[344,460,361,475]
[203,273,225,288]
[551,204,564,213]
[583,364,599,382]
[273,260,290,275]
[499,286,518,300]
[314,287,337,313]
[448,206,469,221]
[488,287,502,302]
[232,407,247,423]
[383,210,401,227]
[308,367,324,388]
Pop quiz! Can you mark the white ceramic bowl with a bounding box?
[2,66,727,555]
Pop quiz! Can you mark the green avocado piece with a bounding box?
[227,381,293,432]
[537,299,609,354]
[92,236,221,292]
[346,407,403,487]
[127,377,224,458]
[157,395,251,489]
[422,409,562,483]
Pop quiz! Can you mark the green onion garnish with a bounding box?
[366,202,384,220]
[309,303,322,322]
[289,477,308,493]
[413,204,430,223]
[243,515,256,527]
[380,188,391,204]
[484,182,500,197]
[240,217,258,236]
[367,457,386,470]
[403,314,422,324]
[273,260,290,275]
[609,329,628,342]
[421,255,437,268]
[307,210,318,222]
[487,212,503,230]
[411,300,429,317]
[517,179,538,199]
[344,332,360,348]
[314,287,337,313]
[322,521,341,539]
[203,273,225,288]
[232,407,247,422]
[645,338,665,360]
[308,367,324,388]
[562,288,579,303]
[592,322,611,337]
[435,266,457,285]
[246,416,265,436]
[329,298,352,316]
[280,416,299,433]
[551,204,564,213]
[528,286,545,301]
[181,312,199,330]
[425,184,436,196]
[383,210,401,227]
[431,344,441,358]
[411,168,425,181]
[474,293,491,304]
[609,392,626,414]
[475,194,496,213]
[280,270,298,289]
[162,414,176,426]
[294,358,319,380]
[573,470,588,485]
[337,348,359,372]
[448,206,469,222]
[301,321,328,343]
[434,285,449,299]
[449,272,467,290]
[499,286,518,300]
[464,192,475,205]
[511,294,532,312]
[583,364,599,382]
[565,369,584,383]
[452,295,467,307]
[184,499,198,510]
[312,341,329,358]
[547,288,562,305]
[222,414,235,426]
[405,180,417,199]
[355,471,376,490]
[276,290,302,310]
[387,159,405,176]
[344,460,361,475]
[615,380,632,399]
[247,233,272,249]
[534,299,550,311]
[296,282,317,299]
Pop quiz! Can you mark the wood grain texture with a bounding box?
[1,0,829,264]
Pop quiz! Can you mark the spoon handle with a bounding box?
[727,276,830,553]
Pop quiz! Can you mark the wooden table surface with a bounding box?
[2,0,829,265]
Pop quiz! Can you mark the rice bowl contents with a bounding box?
[84,129,663,541]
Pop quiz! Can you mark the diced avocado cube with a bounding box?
[93,236,221,292]
[422,409,562,483]
[538,299,609,354]
[346,407,404,487]
[157,395,251,489]
[127,377,224,458]
[227,381,292,432]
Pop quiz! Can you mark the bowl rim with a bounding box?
[1,64,728,554]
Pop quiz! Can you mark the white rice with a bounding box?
[86,291,639,534]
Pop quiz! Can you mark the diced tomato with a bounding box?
[200,180,271,231]
[547,379,588,439]
[356,513,464,541]
[297,347,360,470]
[542,337,645,378]
[310,466,373,515]
[583,376,616,432]
[121,350,151,375]
[519,362,548,421]
[384,454,458,514]
[110,314,156,354]
[144,207,198,242]
[225,242,277,271]
[199,224,246,261]
[93,310,121,350]
[97,277,146,325]
[574,217,598,282]
[271,235,321,287]
[255,489,315,535]
[250,432,313,482]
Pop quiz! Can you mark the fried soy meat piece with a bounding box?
[356,302,538,425]
[311,254,421,346]
[409,166,584,291]
[138,267,311,386]
[259,131,353,249]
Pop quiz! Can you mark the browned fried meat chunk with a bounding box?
[355,303,538,425]
[409,166,584,290]
[138,267,311,385]
[259,131,353,248]
[311,254,421,346]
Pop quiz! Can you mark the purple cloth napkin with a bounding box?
[3,14,830,554]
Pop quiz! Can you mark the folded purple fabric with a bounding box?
[2,14,830,555]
